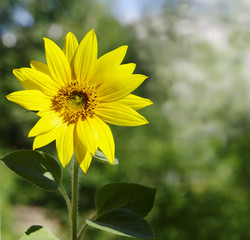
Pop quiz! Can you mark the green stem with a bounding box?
[71,155,80,240]
[77,214,97,240]
[77,223,88,240]
[59,185,72,216]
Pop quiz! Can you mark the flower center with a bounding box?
[68,91,89,108]
[51,81,99,125]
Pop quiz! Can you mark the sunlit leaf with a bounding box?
[1,150,62,191]
[19,225,60,240]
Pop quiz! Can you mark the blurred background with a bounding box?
[1,0,250,239]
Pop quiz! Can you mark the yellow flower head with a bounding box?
[7,30,152,172]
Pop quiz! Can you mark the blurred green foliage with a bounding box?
[2,0,250,239]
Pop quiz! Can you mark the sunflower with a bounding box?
[6,30,152,172]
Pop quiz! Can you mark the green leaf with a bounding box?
[86,208,154,239]
[96,183,156,217]
[93,149,119,165]
[19,225,60,240]
[1,150,62,191]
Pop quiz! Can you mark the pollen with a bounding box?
[51,81,99,125]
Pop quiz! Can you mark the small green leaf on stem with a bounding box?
[93,149,119,165]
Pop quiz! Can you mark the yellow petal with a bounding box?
[91,63,136,88]
[73,29,97,83]
[98,74,148,102]
[117,94,153,110]
[56,124,74,167]
[91,116,115,164]
[74,127,93,172]
[74,138,92,173]
[97,45,128,68]
[29,111,63,137]
[30,61,51,76]
[96,102,149,126]
[118,63,136,75]
[89,46,128,86]
[79,151,92,173]
[63,32,79,64]
[14,68,59,96]
[75,118,97,154]
[6,90,51,111]
[33,124,66,149]
[44,38,71,85]
[13,69,33,90]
